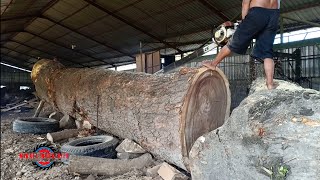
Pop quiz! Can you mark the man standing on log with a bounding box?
[203,0,280,90]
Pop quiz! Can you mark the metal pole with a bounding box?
[294,49,302,84]
[280,17,284,45]
[249,56,256,84]
[276,17,285,79]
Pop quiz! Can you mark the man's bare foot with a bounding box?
[266,82,278,90]
[202,61,217,71]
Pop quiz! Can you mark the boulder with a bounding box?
[59,115,77,129]
[158,162,188,180]
[117,152,143,160]
[190,78,320,180]
[49,111,64,121]
[146,164,162,177]
[116,139,146,153]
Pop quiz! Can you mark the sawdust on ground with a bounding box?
[1,111,155,180]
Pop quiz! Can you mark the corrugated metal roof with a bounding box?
[1,0,320,69]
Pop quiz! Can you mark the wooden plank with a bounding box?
[136,54,142,72]
[1,98,37,112]
[153,65,161,72]
[152,51,161,66]
[147,53,153,68]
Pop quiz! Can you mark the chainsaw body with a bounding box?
[213,21,239,46]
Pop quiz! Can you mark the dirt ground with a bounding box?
[0,110,157,180]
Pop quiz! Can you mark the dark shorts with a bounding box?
[227,7,280,60]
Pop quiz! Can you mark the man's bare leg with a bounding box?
[264,58,276,89]
[203,45,232,70]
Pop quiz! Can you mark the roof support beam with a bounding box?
[24,30,107,65]
[197,0,229,21]
[163,1,320,40]
[281,1,320,14]
[0,31,22,35]
[0,51,33,66]
[1,0,14,16]
[281,15,320,28]
[2,0,59,49]
[1,14,35,21]
[101,39,210,60]
[4,0,61,56]
[94,39,207,58]
[1,46,36,60]
[91,60,136,68]
[0,58,32,71]
[277,20,320,33]
[3,39,86,67]
[40,16,135,59]
[83,0,184,54]
[2,0,106,67]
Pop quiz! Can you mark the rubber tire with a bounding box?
[60,135,119,158]
[13,117,60,134]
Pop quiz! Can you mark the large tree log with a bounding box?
[190,78,320,180]
[31,59,231,170]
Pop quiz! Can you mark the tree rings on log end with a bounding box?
[181,67,231,157]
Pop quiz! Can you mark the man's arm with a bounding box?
[242,0,251,19]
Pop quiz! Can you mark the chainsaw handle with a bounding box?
[222,21,234,27]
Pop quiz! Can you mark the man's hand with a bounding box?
[202,60,218,71]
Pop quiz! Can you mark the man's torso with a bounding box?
[249,0,280,9]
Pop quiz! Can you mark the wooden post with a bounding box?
[33,100,45,117]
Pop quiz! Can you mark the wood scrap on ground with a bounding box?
[1,98,37,112]
[68,153,154,176]
[46,129,80,143]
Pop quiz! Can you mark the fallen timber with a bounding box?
[31,59,231,170]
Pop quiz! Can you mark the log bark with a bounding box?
[68,153,154,176]
[46,129,79,143]
[31,59,231,170]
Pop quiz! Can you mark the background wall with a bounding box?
[1,64,33,91]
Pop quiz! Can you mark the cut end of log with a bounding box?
[46,129,79,143]
[181,68,230,156]
[31,59,64,82]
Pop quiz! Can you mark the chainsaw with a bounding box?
[161,21,240,73]
[213,21,240,46]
